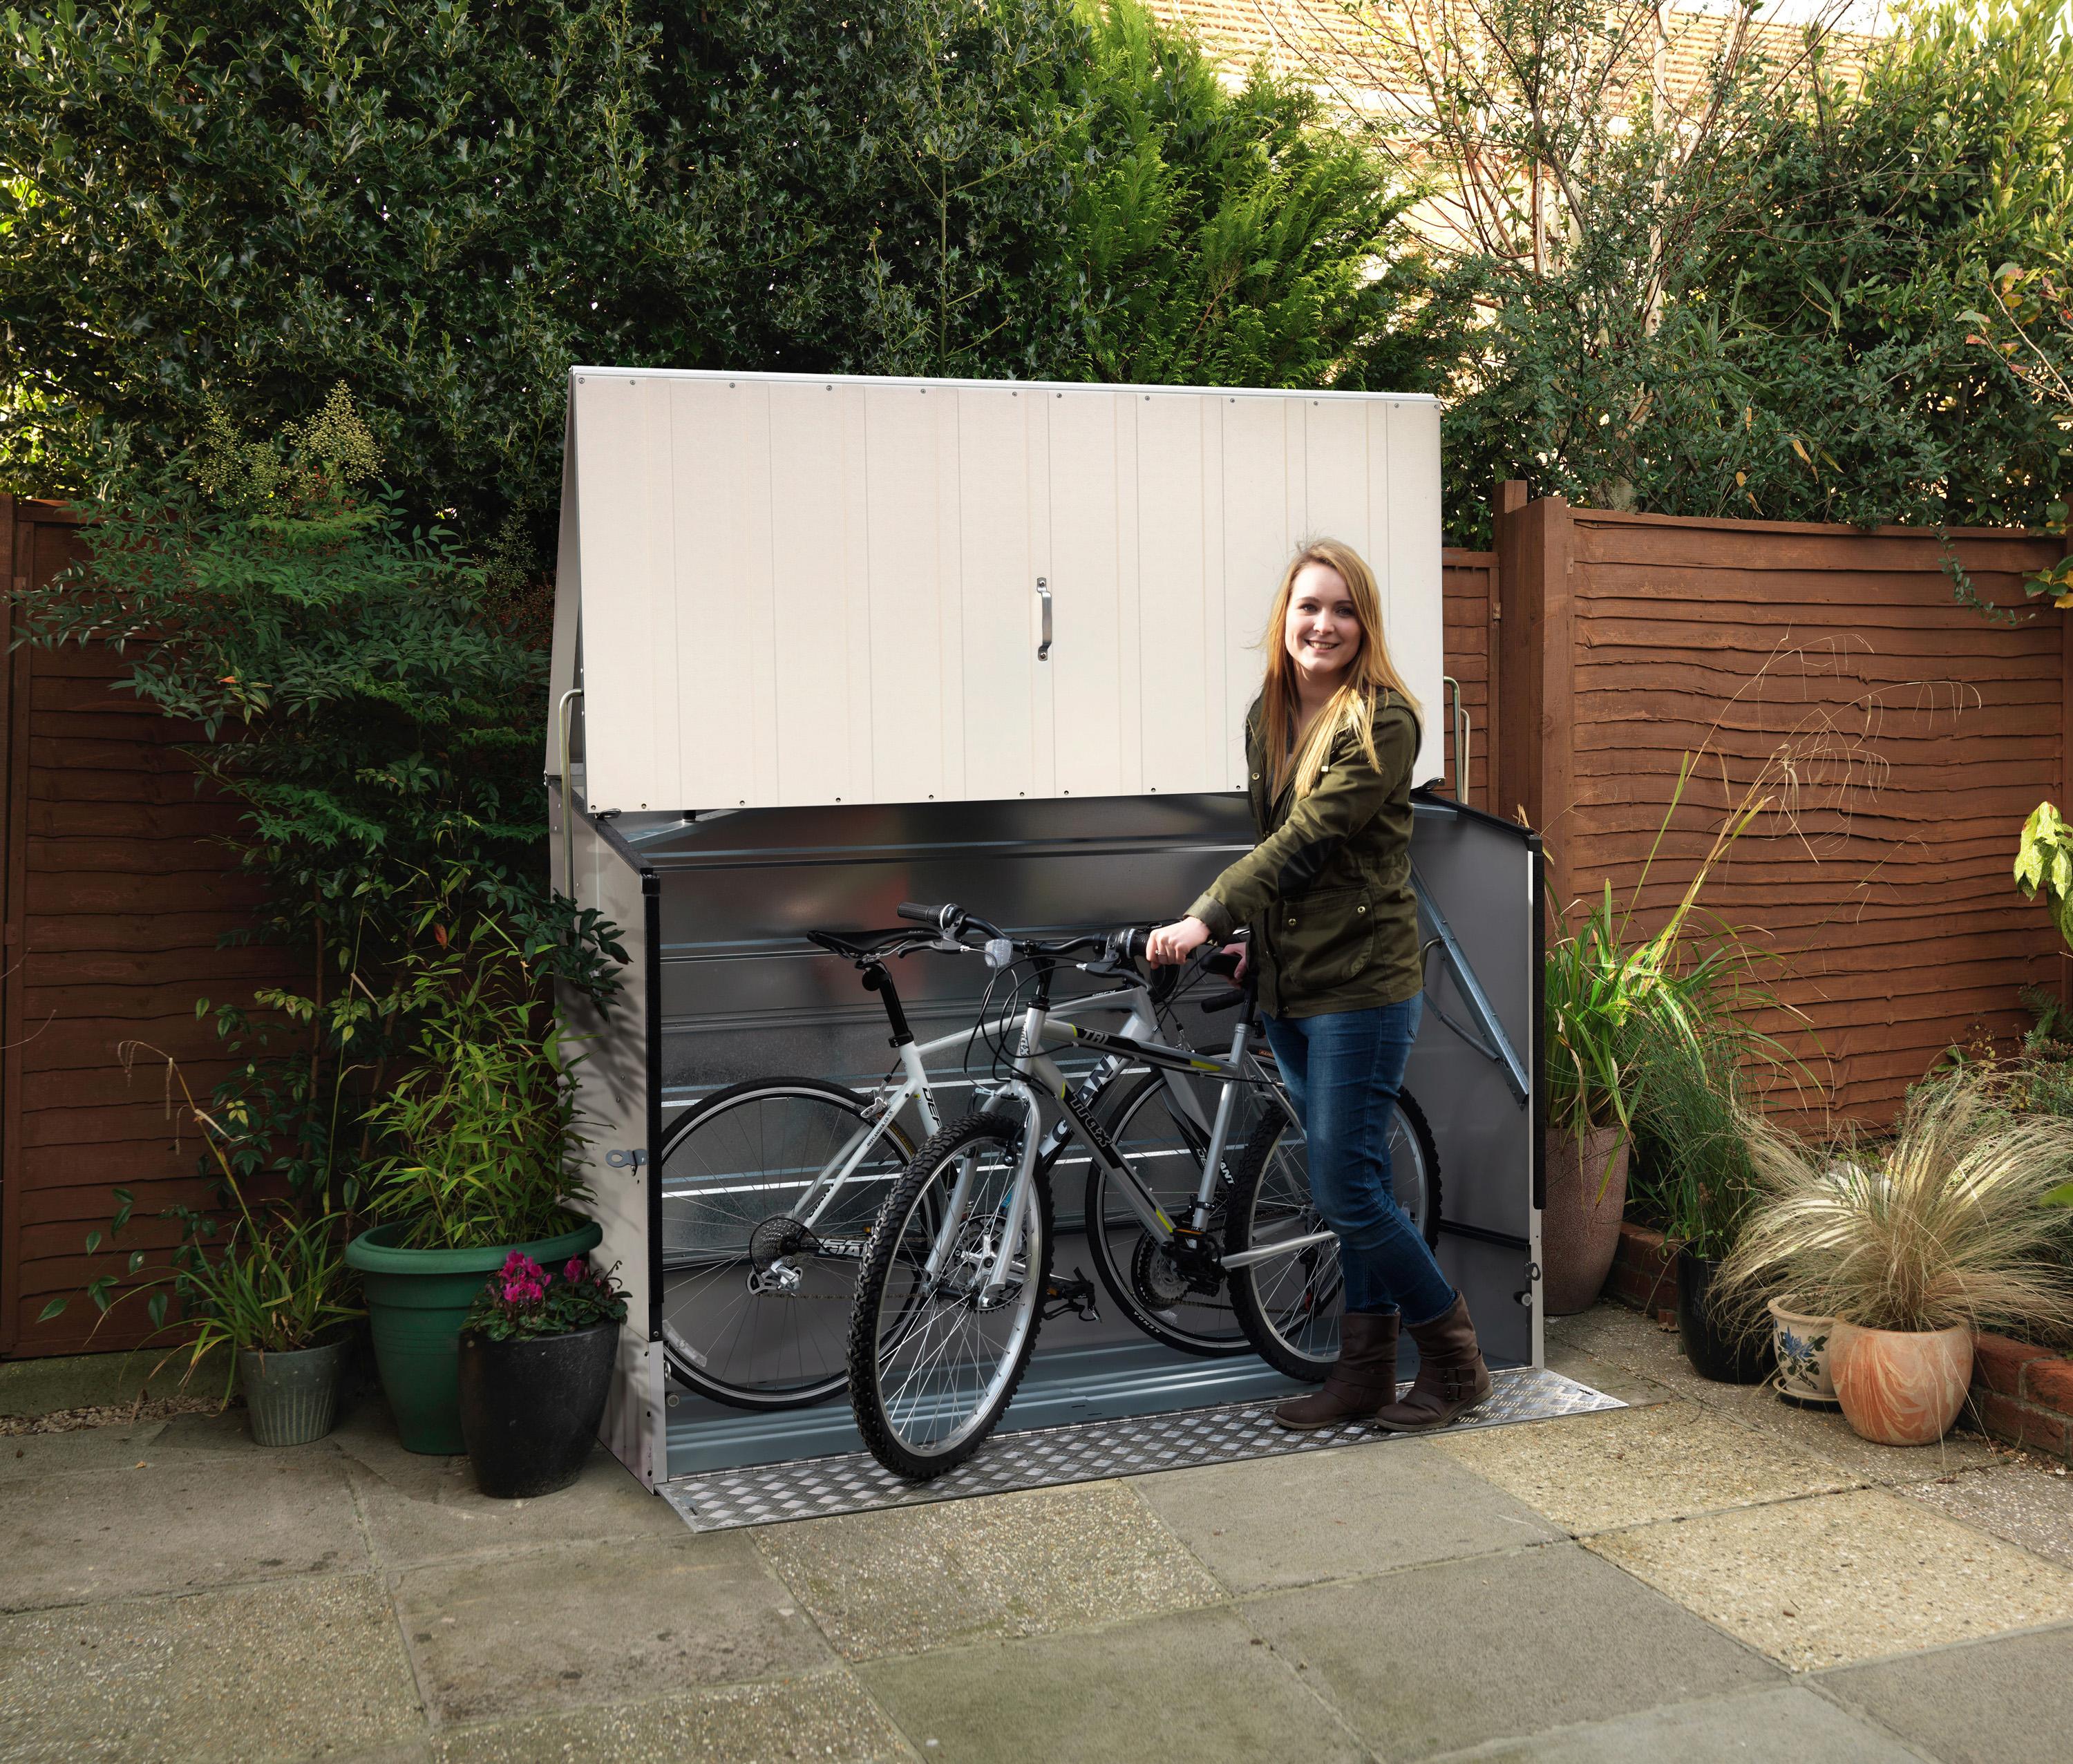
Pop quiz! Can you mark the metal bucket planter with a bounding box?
[458,1319,620,1499]
[1769,1300,1838,1405]
[239,1336,349,1446]
[346,1215,603,1454]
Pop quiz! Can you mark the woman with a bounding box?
[1146,539,1491,1432]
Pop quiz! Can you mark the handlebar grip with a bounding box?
[1201,989,1247,1014]
[896,902,945,926]
[1121,929,1151,962]
[1203,949,1241,980]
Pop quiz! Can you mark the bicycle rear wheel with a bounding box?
[658,1077,914,1410]
[1083,1073,1249,1356]
[1223,1089,1442,1381]
[848,1110,1053,1479]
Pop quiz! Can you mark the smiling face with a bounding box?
[1282,559,1362,692]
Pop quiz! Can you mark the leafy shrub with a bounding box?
[1,0,1452,565]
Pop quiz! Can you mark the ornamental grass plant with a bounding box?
[1717,1074,2073,1341]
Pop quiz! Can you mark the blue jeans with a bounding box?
[1261,998,1456,1325]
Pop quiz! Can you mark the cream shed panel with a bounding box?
[554,370,1443,813]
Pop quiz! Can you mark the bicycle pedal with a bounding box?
[1043,1269,1101,1323]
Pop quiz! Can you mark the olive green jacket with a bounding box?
[1186,693,1423,1019]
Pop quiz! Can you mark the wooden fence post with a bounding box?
[1484,481,1524,813]
[1495,492,1573,913]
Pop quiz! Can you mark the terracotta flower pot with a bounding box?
[1828,1320,1973,1445]
[1541,1126,1629,1316]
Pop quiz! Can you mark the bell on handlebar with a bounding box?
[984,937,1015,970]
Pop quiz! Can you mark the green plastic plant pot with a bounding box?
[346,1214,603,1454]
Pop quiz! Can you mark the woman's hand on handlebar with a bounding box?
[1220,940,1250,982]
[1145,916,1213,967]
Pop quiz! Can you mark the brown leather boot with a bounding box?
[1271,1310,1399,1430]
[1373,1296,1492,1430]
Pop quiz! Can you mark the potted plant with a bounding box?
[1629,1021,1774,1383]
[1719,1074,2073,1445]
[41,1050,364,1445]
[458,1251,629,1497]
[1542,763,1777,1314]
[348,910,607,1454]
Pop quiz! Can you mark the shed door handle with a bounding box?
[1036,578,1052,661]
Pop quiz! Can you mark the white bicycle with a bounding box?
[657,910,1441,1414]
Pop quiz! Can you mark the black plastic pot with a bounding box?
[457,1320,618,1499]
[1676,1250,1772,1385]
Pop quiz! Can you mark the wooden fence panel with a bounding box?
[1506,498,2067,1124]
[0,497,292,1358]
[1440,547,1498,810]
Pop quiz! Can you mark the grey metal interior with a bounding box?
[563,788,1540,1481]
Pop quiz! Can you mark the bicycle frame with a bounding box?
[942,993,1333,1304]
[708,972,1220,1256]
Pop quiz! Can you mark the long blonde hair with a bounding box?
[1258,538,1421,799]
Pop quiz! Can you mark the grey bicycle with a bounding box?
[843,900,1441,1479]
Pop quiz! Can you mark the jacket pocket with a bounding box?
[1271,884,1379,996]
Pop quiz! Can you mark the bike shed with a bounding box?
[545,367,1549,1496]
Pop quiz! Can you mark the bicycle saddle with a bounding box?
[805,927,927,963]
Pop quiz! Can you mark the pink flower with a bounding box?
[497,1252,549,1307]
[564,1256,587,1284]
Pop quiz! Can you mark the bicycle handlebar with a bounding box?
[892,901,1148,966]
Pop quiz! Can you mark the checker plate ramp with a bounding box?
[661,1366,1620,1532]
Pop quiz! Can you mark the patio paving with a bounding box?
[3,1301,2070,1761]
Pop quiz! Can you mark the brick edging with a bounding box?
[1971,1334,2073,1463]
[1605,1222,1678,1324]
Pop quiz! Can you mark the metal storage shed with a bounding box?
[545,368,1544,1495]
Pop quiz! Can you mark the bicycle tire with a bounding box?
[1223,1088,1443,1381]
[1083,1072,1250,1357]
[848,1110,1054,1480]
[657,1076,914,1411]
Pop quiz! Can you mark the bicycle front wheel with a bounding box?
[658,1077,914,1411]
[848,1111,1053,1480]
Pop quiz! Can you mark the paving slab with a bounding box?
[393,1533,829,1727]
[1540,1339,1677,1409]
[1242,1539,1778,1761]
[0,1420,175,1482]
[1133,1437,1561,1593]
[1589,1486,2073,1671]
[1548,1306,1997,1485]
[1423,1683,1922,1762]
[430,1668,911,1763]
[1900,1459,2073,1571]
[1427,1400,1857,1535]
[858,1604,1365,1764]
[0,1571,422,1762]
[755,1479,1224,1661]
[0,1452,368,1611]
[342,1434,682,1571]
[1815,1623,2073,1763]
